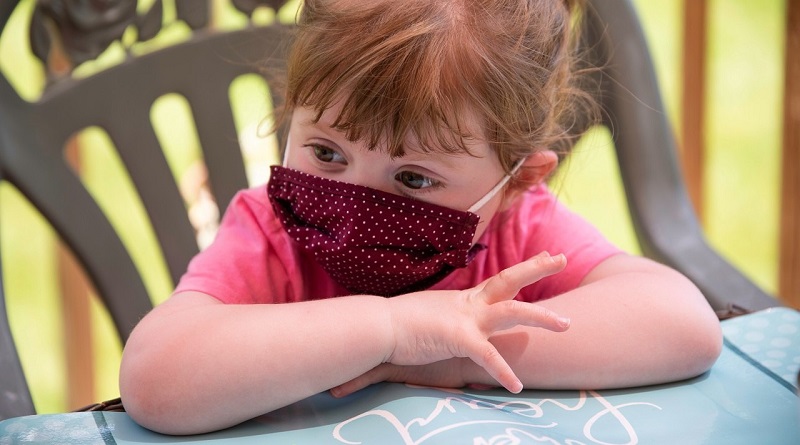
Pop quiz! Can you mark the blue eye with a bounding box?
[395,171,437,190]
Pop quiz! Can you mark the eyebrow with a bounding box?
[298,108,481,173]
[298,114,346,141]
[399,148,473,174]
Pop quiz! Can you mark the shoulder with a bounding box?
[174,185,303,304]
[508,184,570,224]
[483,184,622,300]
[226,187,274,222]
[486,185,569,246]
[215,187,289,241]
[502,184,605,240]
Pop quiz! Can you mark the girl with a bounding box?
[120,0,722,435]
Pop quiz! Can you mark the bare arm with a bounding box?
[334,254,722,394]
[488,254,722,388]
[119,293,395,434]
[119,253,570,435]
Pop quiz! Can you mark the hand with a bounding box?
[382,252,570,394]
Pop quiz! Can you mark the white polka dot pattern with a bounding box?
[267,166,485,296]
[722,307,800,389]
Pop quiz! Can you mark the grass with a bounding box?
[0,0,788,414]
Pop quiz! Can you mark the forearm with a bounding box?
[120,292,394,435]
[464,257,723,389]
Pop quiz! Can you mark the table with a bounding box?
[2,307,799,444]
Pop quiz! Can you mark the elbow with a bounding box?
[120,370,205,436]
[672,301,724,381]
[119,356,178,435]
[644,311,722,386]
[664,270,724,380]
[120,346,249,436]
[649,276,724,382]
[119,349,204,435]
[686,318,723,378]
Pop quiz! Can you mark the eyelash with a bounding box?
[304,142,443,194]
[401,185,441,198]
[306,143,345,164]
[395,172,442,194]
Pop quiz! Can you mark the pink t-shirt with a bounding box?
[174,184,621,304]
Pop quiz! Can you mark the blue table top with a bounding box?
[2,307,799,444]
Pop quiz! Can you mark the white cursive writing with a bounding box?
[332,390,660,445]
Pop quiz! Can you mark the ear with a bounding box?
[517,150,559,184]
[499,150,558,211]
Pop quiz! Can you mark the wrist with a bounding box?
[375,295,397,364]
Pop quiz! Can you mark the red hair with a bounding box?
[276,0,595,190]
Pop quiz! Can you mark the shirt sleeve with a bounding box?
[173,187,302,304]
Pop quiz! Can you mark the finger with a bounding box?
[330,364,393,398]
[471,252,556,293]
[467,341,523,393]
[485,299,571,333]
[481,253,566,304]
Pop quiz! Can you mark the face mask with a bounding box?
[266,149,520,297]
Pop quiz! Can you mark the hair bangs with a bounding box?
[285,0,484,158]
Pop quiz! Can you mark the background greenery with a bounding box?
[0,0,787,414]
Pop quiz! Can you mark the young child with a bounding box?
[120,0,722,435]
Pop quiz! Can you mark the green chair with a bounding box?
[580,1,777,315]
[0,0,290,419]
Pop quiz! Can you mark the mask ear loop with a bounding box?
[282,136,291,167]
[467,158,525,213]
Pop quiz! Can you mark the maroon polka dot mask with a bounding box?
[267,166,487,296]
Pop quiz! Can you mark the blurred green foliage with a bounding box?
[0,0,786,414]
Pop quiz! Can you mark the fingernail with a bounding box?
[552,253,565,264]
[558,317,571,329]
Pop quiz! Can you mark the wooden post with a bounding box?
[681,0,708,220]
[60,137,96,410]
[45,26,97,410]
[779,0,800,308]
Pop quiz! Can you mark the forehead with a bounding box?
[301,95,488,157]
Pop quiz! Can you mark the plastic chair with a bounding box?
[581,0,779,314]
[0,0,290,419]
[0,0,779,420]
